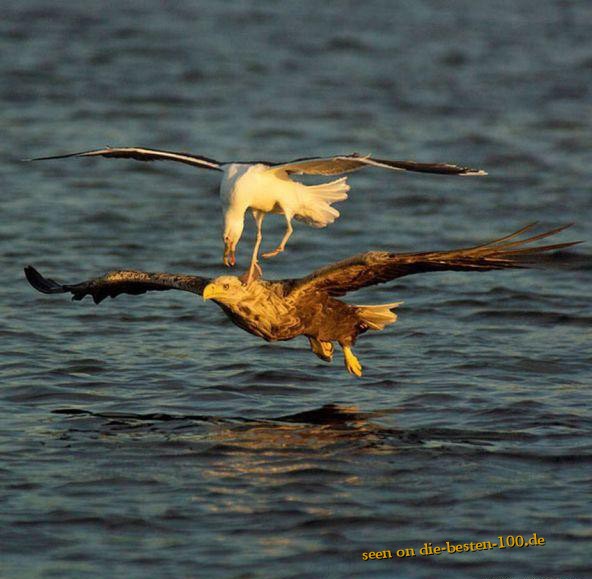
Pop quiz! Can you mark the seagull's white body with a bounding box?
[221,163,296,216]
[30,147,486,282]
[219,163,350,275]
[220,162,348,226]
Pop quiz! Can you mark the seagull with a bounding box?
[28,147,487,283]
[25,224,576,377]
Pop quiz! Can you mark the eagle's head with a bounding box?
[203,276,249,305]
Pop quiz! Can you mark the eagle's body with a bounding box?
[29,147,485,283]
[24,224,577,377]
[214,277,396,343]
[216,279,298,341]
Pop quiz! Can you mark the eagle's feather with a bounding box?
[24,225,580,376]
[288,223,577,298]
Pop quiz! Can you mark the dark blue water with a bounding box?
[1,1,591,577]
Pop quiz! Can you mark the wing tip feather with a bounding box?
[24,265,66,294]
[459,168,488,176]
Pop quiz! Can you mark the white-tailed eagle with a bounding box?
[25,224,575,377]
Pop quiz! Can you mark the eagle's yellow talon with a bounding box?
[320,341,334,359]
[309,338,334,362]
[343,346,363,377]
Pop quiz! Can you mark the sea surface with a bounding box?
[1,1,591,578]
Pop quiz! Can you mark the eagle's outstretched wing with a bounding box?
[268,153,487,176]
[26,147,222,171]
[25,266,210,304]
[288,224,580,298]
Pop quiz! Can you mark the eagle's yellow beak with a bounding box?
[203,283,220,301]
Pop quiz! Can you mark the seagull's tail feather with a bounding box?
[307,177,350,203]
[356,302,403,331]
[296,177,350,227]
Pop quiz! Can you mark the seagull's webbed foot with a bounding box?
[261,246,284,259]
[343,346,363,377]
[262,219,293,259]
[241,261,262,286]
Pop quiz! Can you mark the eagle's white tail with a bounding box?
[296,177,350,227]
[356,302,403,331]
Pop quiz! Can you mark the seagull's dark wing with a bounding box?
[287,224,579,298]
[26,147,223,171]
[25,266,210,304]
[268,155,374,175]
[268,153,487,176]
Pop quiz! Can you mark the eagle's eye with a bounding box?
[223,283,230,290]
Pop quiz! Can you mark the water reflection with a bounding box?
[51,403,395,445]
[51,403,518,451]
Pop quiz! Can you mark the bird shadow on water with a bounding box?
[49,404,533,455]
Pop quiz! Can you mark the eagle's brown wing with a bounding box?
[268,153,486,176]
[25,266,210,304]
[27,147,222,171]
[287,224,579,298]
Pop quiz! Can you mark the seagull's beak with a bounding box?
[223,241,236,267]
[203,283,220,302]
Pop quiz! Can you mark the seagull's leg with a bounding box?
[262,213,293,259]
[245,210,264,285]
[342,345,363,377]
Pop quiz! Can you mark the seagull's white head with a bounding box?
[203,275,247,305]
[222,211,245,267]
